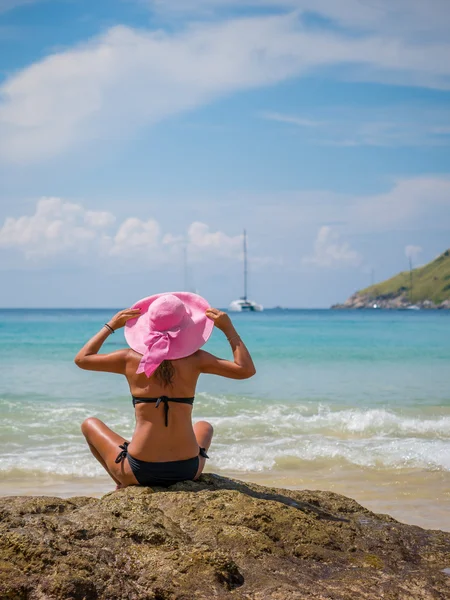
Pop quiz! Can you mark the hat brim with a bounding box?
[124,292,214,359]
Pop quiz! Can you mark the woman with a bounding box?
[75,292,255,489]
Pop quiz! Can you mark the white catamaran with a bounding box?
[229,230,263,312]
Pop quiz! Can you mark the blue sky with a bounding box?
[0,0,449,308]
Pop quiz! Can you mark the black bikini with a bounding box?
[132,395,195,426]
[115,395,209,487]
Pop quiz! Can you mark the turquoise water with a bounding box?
[1,308,449,482]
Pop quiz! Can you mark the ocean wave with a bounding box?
[211,437,450,472]
[1,394,450,477]
[0,435,449,477]
[195,401,450,438]
[2,394,449,439]
[0,397,135,439]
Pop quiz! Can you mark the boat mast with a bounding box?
[243,229,248,301]
[409,256,413,304]
[183,244,188,291]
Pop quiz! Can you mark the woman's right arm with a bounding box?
[74,308,141,373]
[198,308,256,380]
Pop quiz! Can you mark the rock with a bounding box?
[332,293,445,310]
[1,474,449,599]
[422,300,437,309]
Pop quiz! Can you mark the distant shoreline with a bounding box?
[2,306,449,311]
[0,306,330,311]
[332,295,450,310]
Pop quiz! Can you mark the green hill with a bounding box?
[359,249,450,305]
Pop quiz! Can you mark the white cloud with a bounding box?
[1,11,450,163]
[0,199,246,265]
[261,107,450,148]
[158,223,244,261]
[108,219,243,261]
[110,218,161,257]
[251,176,450,235]
[84,211,116,229]
[354,177,450,231]
[405,245,422,261]
[187,222,242,260]
[261,112,321,128]
[145,0,450,42]
[303,226,362,268]
[0,198,113,259]
[1,178,449,275]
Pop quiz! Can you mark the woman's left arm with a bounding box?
[74,308,141,374]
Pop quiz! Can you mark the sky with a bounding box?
[0,0,449,308]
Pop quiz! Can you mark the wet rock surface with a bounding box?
[1,474,449,599]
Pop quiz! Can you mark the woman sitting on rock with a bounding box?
[75,293,255,489]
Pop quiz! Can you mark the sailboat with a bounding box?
[229,230,263,312]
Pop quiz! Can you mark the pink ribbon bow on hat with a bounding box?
[136,328,181,377]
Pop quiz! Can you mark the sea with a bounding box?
[1,308,449,531]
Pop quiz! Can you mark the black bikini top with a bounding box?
[132,395,194,427]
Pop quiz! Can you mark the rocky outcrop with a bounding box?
[332,249,450,309]
[1,474,449,599]
[332,292,450,309]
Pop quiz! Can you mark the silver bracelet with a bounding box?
[104,323,115,334]
[227,334,241,343]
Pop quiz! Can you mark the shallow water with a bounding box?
[1,308,449,530]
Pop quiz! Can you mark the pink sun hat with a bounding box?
[124,292,214,377]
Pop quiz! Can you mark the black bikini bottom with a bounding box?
[115,442,209,487]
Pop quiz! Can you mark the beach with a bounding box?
[1,308,449,531]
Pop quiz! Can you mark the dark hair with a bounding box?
[154,360,175,387]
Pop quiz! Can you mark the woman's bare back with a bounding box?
[124,351,203,461]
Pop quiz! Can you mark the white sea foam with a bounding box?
[196,401,450,438]
[1,434,449,478]
[1,394,450,478]
[211,437,450,472]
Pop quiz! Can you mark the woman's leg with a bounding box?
[193,420,214,480]
[86,442,121,486]
[81,417,139,487]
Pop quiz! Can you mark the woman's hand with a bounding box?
[205,308,233,334]
[107,308,142,331]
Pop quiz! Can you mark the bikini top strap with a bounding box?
[131,396,195,427]
[155,396,170,427]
